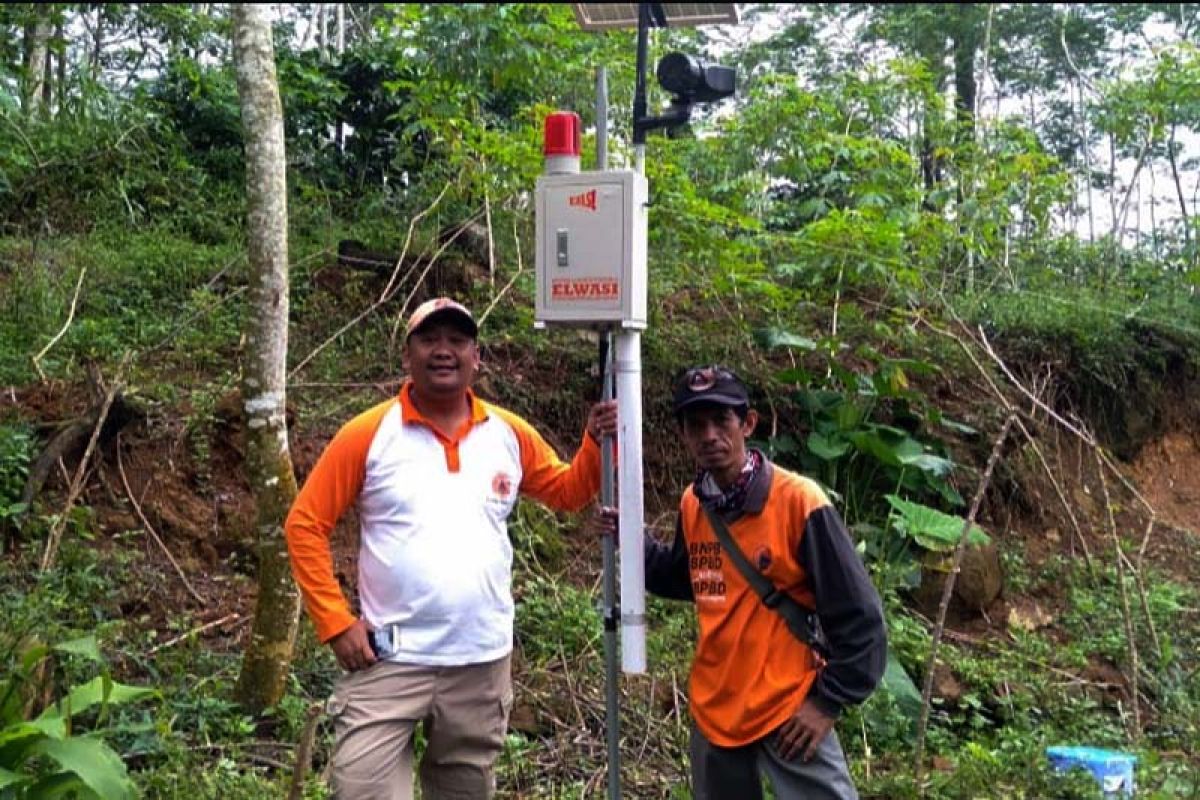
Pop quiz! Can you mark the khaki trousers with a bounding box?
[328,655,513,800]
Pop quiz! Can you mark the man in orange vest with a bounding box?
[598,365,886,799]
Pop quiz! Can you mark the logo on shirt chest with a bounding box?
[754,545,773,571]
[490,471,515,500]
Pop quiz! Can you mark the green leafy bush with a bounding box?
[0,425,33,531]
[0,635,157,799]
[766,354,963,521]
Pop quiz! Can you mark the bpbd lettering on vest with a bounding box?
[689,541,726,597]
[689,540,724,571]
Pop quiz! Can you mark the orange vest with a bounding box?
[680,467,827,747]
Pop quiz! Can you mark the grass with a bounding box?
[2,211,1199,798]
[849,548,1200,800]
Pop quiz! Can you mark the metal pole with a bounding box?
[600,334,620,800]
[633,3,650,145]
[597,66,608,173]
[596,65,621,800]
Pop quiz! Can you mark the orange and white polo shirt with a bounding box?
[286,382,600,666]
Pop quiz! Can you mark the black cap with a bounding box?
[673,365,750,415]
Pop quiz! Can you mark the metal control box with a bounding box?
[535,169,647,328]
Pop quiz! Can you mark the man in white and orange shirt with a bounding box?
[599,365,886,799]
[285,297,616,800]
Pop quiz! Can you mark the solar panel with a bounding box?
[572,3,740,31]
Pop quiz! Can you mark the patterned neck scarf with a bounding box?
[693,449,763,513]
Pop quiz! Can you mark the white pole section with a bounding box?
[616,330,646,673]
[618,137,649,674]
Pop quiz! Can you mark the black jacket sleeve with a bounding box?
[798,505,887,717]
[644,516,693,601]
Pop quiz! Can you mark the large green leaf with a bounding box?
[807,431,851,461]
[52,636,103,664]
[20,645,50,676]
[886,495,990,551]
[38,678,158,723]
[930,477,965,508]
[0,718,64,751]
[833,399,867,433]
[846,429,922,466]
[880,650,922,720]
[896,452,955,476]
[0,765,28,790]
[0,723,52,781]
[28,737,135,800]
[759,327,817,350]
[20,771,93,799]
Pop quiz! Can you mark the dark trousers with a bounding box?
[690,722,859,800]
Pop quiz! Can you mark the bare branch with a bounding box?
[386,207,489,355]
[40,354,129,572]
[287,703,324,800]
[914,415,1015,779]
[116,432,205,605]
[376,181,452,304]
[477,216,525,328]
[32,265,87,381]
[148,613,244,655]
[1094,445,1141,740]
[287,185,455,381]
[976,326,1097,445]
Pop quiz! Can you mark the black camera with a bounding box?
[655,53,736,104]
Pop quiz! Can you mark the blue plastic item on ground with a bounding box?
[1046,746,1137,797]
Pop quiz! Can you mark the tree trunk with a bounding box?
[1077,79,1095,243]
[90,7,104,83]
[55,19,66,116]
[335,3,346,151]
[41,22,53,111]
[317,3,328,62]
[950,4,980,291]
[336,3,346,53]
[231,2,302,715]
[1167,125,1192,253]
[23,8,51,116]
[951,4,978,144]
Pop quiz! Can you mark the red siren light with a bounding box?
[543,111,581,157]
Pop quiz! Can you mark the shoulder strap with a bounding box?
[700,504,829,656]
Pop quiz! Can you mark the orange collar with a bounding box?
[398,381,488,441]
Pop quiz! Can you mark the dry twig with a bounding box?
[287,703,324,800]
[918,317,1095,567]
[1094,447,1141,740]
[914,414,1015,784]
[976,327,1096,445]
[386,208,488,353]
[948,315,1166,670]
[148,613,243,655]
[288,183,453,380]
[32,265,87,381]
[477,216,525,327]
[39,355,128,572]
[116,432,205,605]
